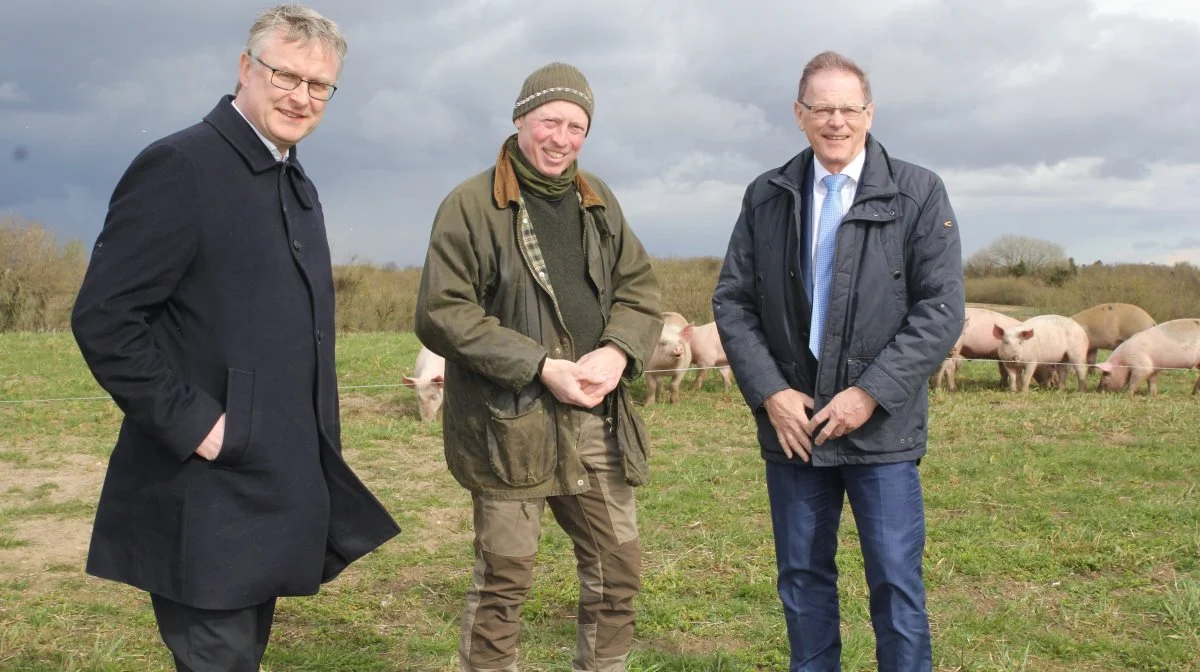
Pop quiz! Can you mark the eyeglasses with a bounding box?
[251,54,337,101]
[799,101,869,121]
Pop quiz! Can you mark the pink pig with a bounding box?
[929,323,966,392]
[993,315,1090,393]
[1096,318,1200,396]
[689,321,733,392]
[951,306,1058,390]
[645,312,693,405]
[402,345,446,423]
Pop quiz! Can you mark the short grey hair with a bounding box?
[245,4,347,73]
[797,51,872,104]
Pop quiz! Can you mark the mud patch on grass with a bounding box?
[0,517,91,589]
[0,453,104,506]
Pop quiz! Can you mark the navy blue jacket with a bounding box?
[713,135,965,466]
[71,96,399,610]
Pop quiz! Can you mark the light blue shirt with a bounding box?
[810,149,866,264]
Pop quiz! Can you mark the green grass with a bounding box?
[1,332,1198,671]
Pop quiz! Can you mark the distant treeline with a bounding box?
[3,216,1199,333]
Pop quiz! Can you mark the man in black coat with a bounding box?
[70,5,399,670]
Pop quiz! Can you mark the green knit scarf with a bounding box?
[506,134,577,199]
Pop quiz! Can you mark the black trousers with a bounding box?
[150,593,277,672]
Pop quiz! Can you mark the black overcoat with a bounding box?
[71,96,400,610]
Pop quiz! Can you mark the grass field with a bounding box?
[1,331,1198,671]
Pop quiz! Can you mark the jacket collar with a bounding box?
[203,95,314,209]
[491,138,605,210]
[203,95,303,176]
[770,133,898,202]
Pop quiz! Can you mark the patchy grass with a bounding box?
[1,332,1197,671]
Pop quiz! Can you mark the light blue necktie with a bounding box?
[809,173,850,359]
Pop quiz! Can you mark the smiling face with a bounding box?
[514,100,589,177]
[795,68,874,174]
[233,29,339,155]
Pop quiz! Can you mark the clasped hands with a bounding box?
[540,343,627,409]
[763,386,878,462]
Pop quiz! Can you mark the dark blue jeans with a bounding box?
[765,460,932,672]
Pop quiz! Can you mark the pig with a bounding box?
[993,314,1090,392]
[960,307,1021,387]
[402,345,446,422]
[1070,303,1157,369]
[929,322,966,392]
[645,311,693,405]
[957,306,1059,389]
[688,321,733,391]
[1095,318,1200,396]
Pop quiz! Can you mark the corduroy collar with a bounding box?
[491,138,605,210]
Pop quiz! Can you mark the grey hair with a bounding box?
[245,4,347,72]
[797,51,872,103]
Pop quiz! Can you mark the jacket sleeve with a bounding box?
[712,183,792,412]
[596,193,662,381]
[413,188,548,391]
[853,175,966,414]
[70,143,223,462]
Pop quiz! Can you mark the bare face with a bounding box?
[233,30,339,155]
[514,100,589,177]
[794,68,873,174]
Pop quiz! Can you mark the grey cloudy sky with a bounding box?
[3,0,1199,268]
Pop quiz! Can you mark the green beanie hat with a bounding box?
[512,62,594,129]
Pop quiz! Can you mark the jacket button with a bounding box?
[292,239,302,251]
[317,329,323,343]
[789,270,795,278]
[577,479,585,486]
[892,270,902,279]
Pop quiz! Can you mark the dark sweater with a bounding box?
[522,188,605,360]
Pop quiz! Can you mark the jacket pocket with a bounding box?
[616,387,651,486]
[485,390,556,487]
[845,357,869,388]
[213,368,254,467]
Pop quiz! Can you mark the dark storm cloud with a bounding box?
[2,0,1197,267]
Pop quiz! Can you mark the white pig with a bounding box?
[402,346,446,422]
[689,321,733,391]
[993,315,1090,393]
[645,312,693,405]
[929,320,966,392]
[1095,318,1200,396]
[934,307,1056,391]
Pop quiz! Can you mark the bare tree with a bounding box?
[967,235,1067,277]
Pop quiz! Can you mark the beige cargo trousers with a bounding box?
[460,412,642,672]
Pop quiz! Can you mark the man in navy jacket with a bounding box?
[713,51,965,671]
[70,5,398,670]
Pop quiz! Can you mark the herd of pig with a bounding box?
[934,303,1200,396]
[401,303,1200,422]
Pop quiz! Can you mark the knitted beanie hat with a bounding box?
[512,62,594,129]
